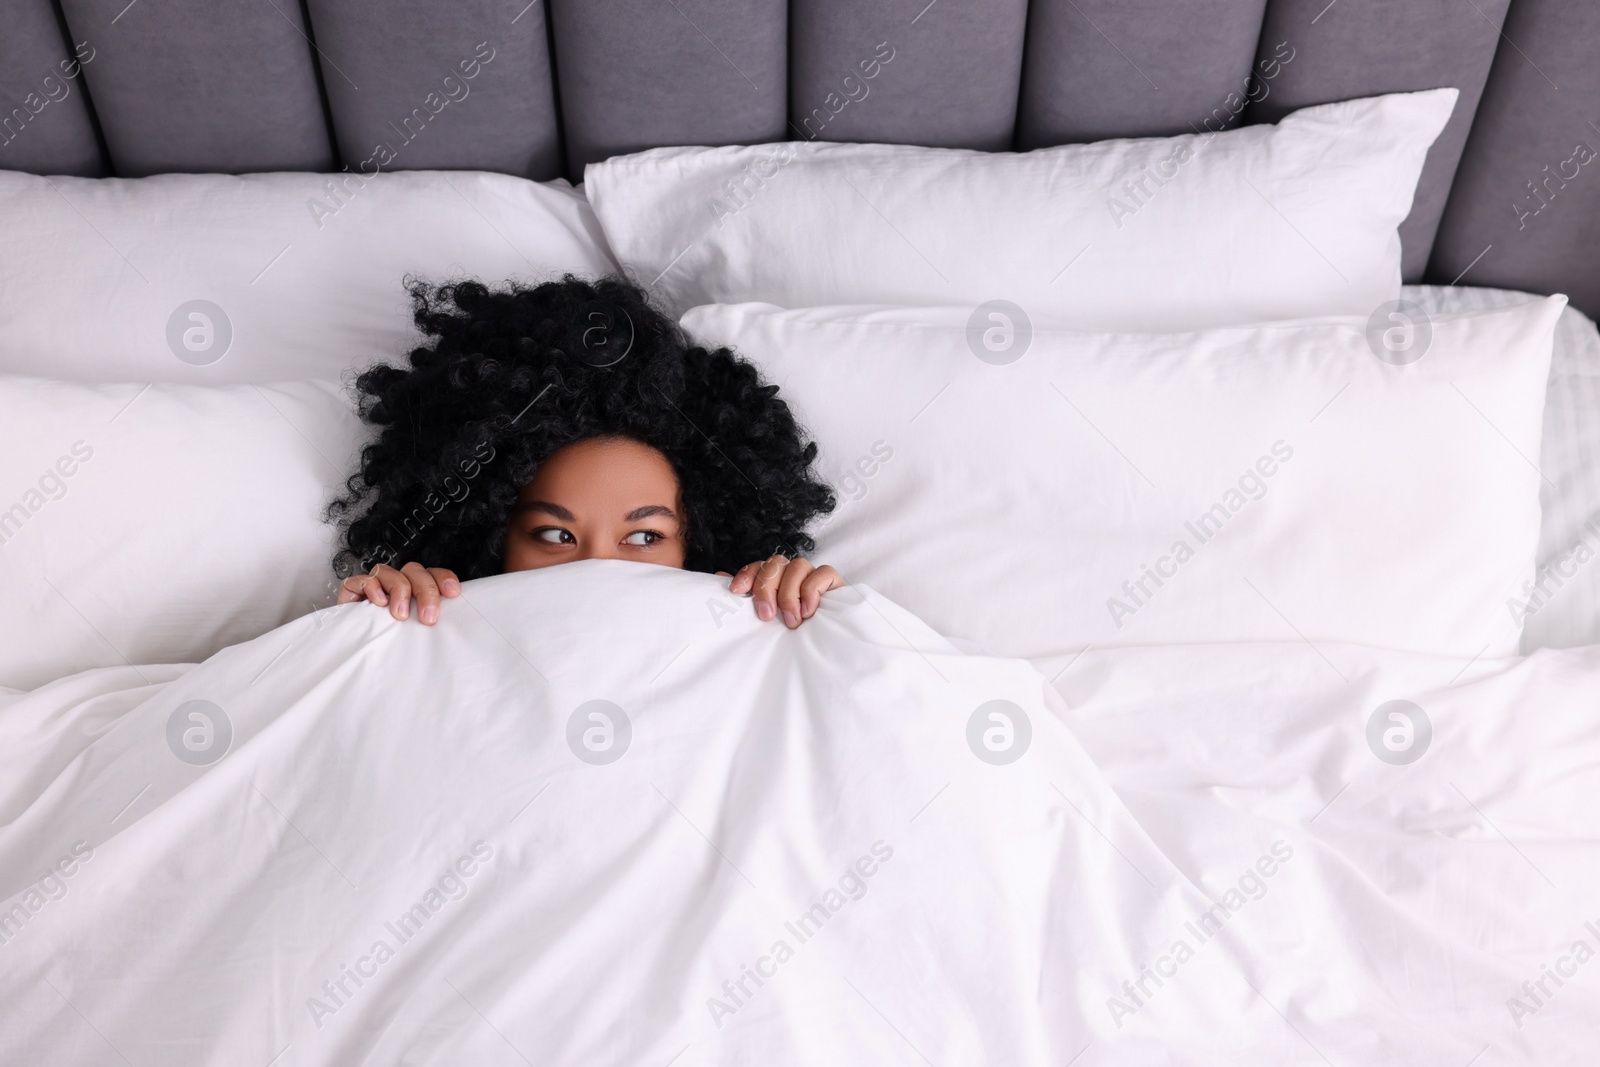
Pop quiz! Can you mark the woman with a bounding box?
[328,274,844,628]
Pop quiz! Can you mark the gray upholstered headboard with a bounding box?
[2,0,1597,316]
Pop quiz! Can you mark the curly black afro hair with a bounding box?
[327,274,836,581]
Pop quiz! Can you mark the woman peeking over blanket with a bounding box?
[327,274,843,629]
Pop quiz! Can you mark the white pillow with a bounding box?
[590,89,1458,329]
[1405,284,1600,652]
[682,295,1565,666]
[0,377,363,692]
[0,171,617,383]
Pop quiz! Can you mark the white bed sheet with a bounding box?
[3,562,1597,1065]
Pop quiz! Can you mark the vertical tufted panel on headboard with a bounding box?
[549,0,787,179]
[55,0,334,176]
[1244,0,1510,283]
[0,0,105,176]
[1431,0,1600,314]
[1,0,1596,313]
[1015,0,1270,148]
[303,0,563,180]
[789,0,1027,151]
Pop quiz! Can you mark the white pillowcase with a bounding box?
[0,171,616,383]
[590,89,1458,329]
[1405,284,1600,652]
[682,295,1565,667]
[0,377,363,692]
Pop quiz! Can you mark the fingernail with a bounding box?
[422,606,438,624]
[443,580,460,594]
[398,599,409,619]
[757,602,774,621]
[782,610,798,628]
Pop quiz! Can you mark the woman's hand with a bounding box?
[721,555,845,629]
[337,562,461,625]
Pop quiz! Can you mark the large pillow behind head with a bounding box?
[590,89,1457,329]
[682,294,1564,673]
[0,377,363,692]
[0,170,616,383]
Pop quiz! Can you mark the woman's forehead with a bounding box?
[519,437,680,513]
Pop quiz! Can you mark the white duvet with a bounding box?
[2,561,1598,1065]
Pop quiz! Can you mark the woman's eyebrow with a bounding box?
[624,505,677,522]
[515,500,575,521]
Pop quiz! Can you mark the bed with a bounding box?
[3,1,1600,1064]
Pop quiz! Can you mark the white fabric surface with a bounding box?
[1052,637,1600,1065]
[2,562,1596,1065]
[587,90,1457,327]
[0,563,1208,1064]
[0,284,1584,697]
[0,170,616,383]
[1404,285,1600,652]
[682,296,1565,663]
[0,377,364,692]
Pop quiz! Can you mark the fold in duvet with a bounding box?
[1,560,1597,1065]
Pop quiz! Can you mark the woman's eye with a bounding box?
[624,530,663,546]
[534,527,574,544]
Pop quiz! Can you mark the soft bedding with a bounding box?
[2,131,1596,1067]
[0,170,616,383]
[586,89,1457,328]
[0,377,363,692]
[4,562,1598,1065]
[1054,637,1600,1064]
[0,562,1206,1065]
[0,285,1590,698]
[1404,284,1600,652]
[683,295,1566,665]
